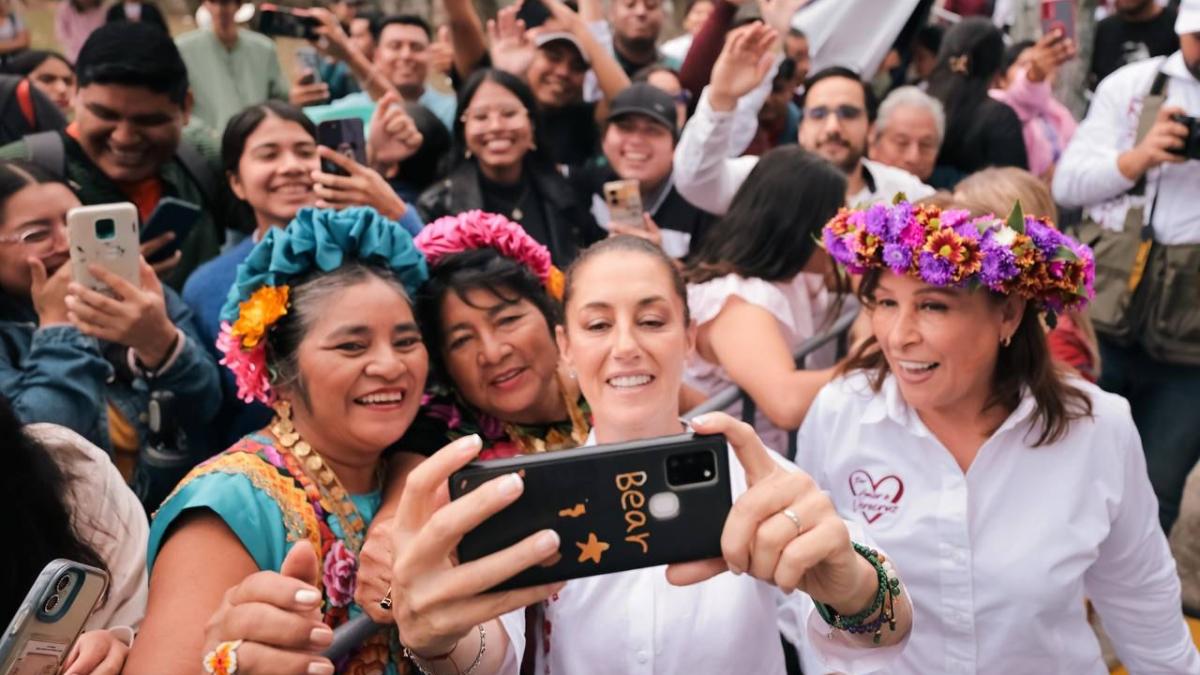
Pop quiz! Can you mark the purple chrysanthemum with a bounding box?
[917,251,955,286]
[865,204,889,236]
[886,201,913,238]
[882,242,912,273]
[979,241,1019,289]
[1025,218,1065,257]
[824,228,855,265]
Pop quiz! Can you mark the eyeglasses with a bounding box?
[803,105,865,122]
[460,106,529,125]
[0,225,57,247]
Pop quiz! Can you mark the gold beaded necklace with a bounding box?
[270,401,379,552]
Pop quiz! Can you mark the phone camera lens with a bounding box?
[43,594,60,614]
[55,574,71,593]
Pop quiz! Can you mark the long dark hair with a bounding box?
[451,68,554,173]
[839,268,1093,446]
[0,396,107,621]
[220,101,317,232]
[416,248,560,380]
[684,147,846,285]
[926,17,1004,151]
[0,160,68,223]
[2,50,73,78]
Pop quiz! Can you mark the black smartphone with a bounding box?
[317,117,367,176]
[255,4,319,40]
[140,197,201,264]
[450,432,732,591]
[516,0,552,29]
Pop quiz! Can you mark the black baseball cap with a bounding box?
[606,83,678,139]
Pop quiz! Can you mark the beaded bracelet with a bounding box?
[404,624,487,675]
[814,543,903,645]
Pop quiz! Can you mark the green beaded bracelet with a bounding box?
[815,543,903,644]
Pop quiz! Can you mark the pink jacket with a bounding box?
[990,68,1078,178]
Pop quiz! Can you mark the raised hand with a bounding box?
[429,25,454,76]
[757,0,809,33]
[1024,28,1076,83]
[487,4,535,77]
[708,22,779,112]
[66,259,178,368]
[312,146,410,221]
[367,91,424,169]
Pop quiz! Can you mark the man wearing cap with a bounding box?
[0,22,223,289]
[1053,0,1200,535]
[571,83,713,258]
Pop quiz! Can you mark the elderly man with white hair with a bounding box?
[867,85,944,183]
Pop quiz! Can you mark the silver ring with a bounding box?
[780,508,803,535]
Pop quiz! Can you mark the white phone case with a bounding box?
[66,202,140,295]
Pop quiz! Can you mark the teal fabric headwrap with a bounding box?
[219,207,429,324]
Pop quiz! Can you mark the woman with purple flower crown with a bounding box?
[797,198,1200,673]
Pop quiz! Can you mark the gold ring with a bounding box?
[780,508,803,535]
[203,639,242,675]
[379,586,393,611]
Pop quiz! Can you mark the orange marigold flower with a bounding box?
[546,266,565,301]
[232,285,290,349]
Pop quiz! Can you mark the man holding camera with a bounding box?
[1053,0,1200,535]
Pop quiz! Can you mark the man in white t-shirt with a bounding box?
[675,23,932,215]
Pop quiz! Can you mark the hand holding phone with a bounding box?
[255,3,320,40]
[0,560,109,675]
[1040,0,1075,44]
[140,197,200,265]
[67,202,140,296]
[317,118,367,176]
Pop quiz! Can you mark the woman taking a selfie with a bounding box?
[385,236,913,674]
[183,101,424,447]
[126,208,429,674]
[353,211,590,619]
[683,147,845,452]
[0,159,220,498]
[417,69,604,267]
[797,199,1199,672]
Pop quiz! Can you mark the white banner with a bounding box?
[791,0,923,79]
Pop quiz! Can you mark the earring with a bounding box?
[568,369,577,380]
[273,399,292,420]
[1001,334,1012,348]
[464,148,473,159]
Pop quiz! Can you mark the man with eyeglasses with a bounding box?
[175,0,290,132]
[675,25,932,216]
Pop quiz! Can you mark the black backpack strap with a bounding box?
[23,130,67,178]
[172,141,217,207]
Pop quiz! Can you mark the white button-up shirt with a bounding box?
[496,432,909,674]
[794,372,1200,674]
[674,88,934,216]
[1053,52,1200,245]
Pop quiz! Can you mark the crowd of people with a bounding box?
[0,0,1199,673]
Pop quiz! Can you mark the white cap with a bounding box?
[533,32,590,64]
[1177,0,1200,35]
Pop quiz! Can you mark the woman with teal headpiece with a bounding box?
[125,207,429,675]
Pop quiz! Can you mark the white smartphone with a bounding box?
[603,179,645,230]
[0,560,109,675]
[66,203,141,295]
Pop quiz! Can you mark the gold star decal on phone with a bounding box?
[576,532,610,564]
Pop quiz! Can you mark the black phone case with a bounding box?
[317,119,366,176]
[449,432,731,591]
[256,9,318,40]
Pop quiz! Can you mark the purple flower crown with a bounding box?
[822,198,1095,314]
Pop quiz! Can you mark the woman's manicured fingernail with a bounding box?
[497,472,523,497]
[461,434,482,451]
[536,530,560,554]
[308,662,335,675]
[310,626,334,647]
[728,563,743,576]
[295,589,321,605]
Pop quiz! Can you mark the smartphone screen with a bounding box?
[317,118,367,176]
[603,179,644,230]
[141,198,201,264]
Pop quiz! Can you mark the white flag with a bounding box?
[792,0,922,80]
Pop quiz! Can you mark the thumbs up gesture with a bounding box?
[429,25,454,76]
[199,542,337,675]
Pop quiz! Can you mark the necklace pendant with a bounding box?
[512,207,523,220]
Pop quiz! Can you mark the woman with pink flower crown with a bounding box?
[351,210,592,622]
[792,198,1200,673]
[126,207,430,675]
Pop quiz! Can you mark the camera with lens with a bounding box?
[1169,113,1200,160]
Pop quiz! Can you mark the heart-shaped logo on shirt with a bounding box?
[848,469,904,525]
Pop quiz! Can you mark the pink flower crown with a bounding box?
[822,199,1095,315]
[414,210,565,300]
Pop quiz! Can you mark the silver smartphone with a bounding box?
[66,202,141,296]
[0,560,109,675]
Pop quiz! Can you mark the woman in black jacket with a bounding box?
[417,68,604,267]
[926,17,1029,188]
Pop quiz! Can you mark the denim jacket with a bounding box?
[0,288,222,503]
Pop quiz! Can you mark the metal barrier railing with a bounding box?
[328,304,861,657]
[682,304,860,460]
